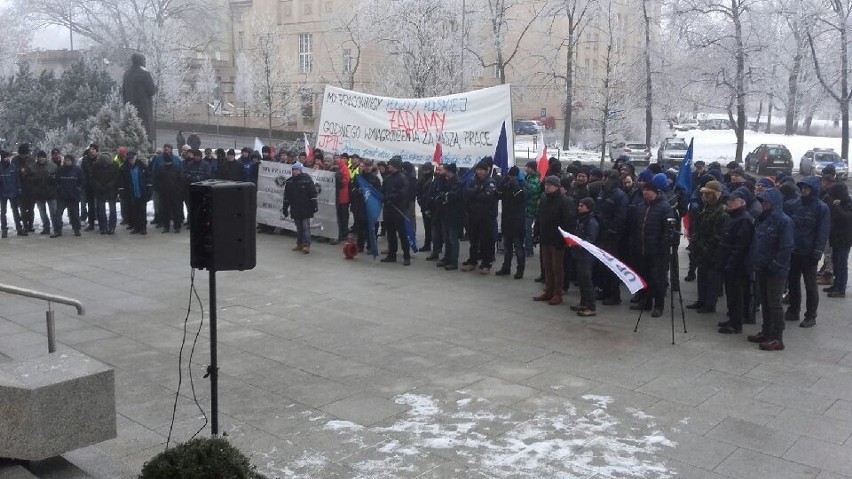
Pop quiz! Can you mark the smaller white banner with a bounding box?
[559,227,648,294]
[256,161,339,239]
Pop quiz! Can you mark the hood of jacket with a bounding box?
[757,187,784,214]
[796,175,821,200]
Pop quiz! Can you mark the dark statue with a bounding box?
[121,53,157,148]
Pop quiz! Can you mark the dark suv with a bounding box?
[745,144,793,175]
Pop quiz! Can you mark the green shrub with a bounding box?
[140,437,265,479]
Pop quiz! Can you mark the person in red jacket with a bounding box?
[331,156,351,245]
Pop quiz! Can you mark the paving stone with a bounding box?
[659,430,738,470]
[706,417,799,457]
[714,448,821,479]
[826,400,852,422]
[784,436,852,476]
[768,409,852,444]
[757,383,838,414]
[320,393,410,426]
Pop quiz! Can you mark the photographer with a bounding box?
[630,175,675,317]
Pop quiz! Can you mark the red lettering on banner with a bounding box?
[388,110,447,135]
[317,134,340,150]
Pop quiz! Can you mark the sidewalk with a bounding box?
[1,227,851,478]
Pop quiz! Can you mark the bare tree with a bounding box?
[590,0,630,167]
[641,0,654,147]
[807,0,852,160]
[675,0,761,162]
[466,0,544,85]
[234,12,299,142]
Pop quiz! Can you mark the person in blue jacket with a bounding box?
[0,150,24,237]
[748,187,795,351]
[52,154,86,237]
[785,176,831,328]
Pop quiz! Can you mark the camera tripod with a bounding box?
[634,221,688,344]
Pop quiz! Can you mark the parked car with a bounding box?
[609,141,652,165]
[514,120,542,135]
[699,118,730,130]
[657,137,689,167]
[799,148,848,180]
[673,119,699,131]
[744,144,793,175]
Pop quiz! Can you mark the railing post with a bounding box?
[46,309,56,353]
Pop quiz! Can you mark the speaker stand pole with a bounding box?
[207,269,219,435]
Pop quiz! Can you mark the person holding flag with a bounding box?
[523,161,543,257]
[380,156,413,266]
[352,161,383,257]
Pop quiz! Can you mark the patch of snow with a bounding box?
[322,420,363,431]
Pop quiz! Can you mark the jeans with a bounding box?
[821,245,834,274]
[638,254,668,310]
[787,253,819,320]
[576,254,595,309]
[36,199,57,232]
[500,233,525,272]
[295,218,311,246]
[757,270,786,340]
[96,197,117,232]
[466,215,495,267]
[832,246,850,291]
[524,216,535,253]
[442,221,460,266]
[724,273,748,329]
[336,203,350,240]
[697,266,722,309]
[541,245,565,297]
[0,197,22,231]
[53,198,81,233]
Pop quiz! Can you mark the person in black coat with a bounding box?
[533,175,576,305]
[80,143,100,231]
[27,151,57,235]
[717,187,755,334]
[573,197,600,316]
[462,160,499,274]
[825,183,852,297]
[417,162,435,252]
[438,163,464,270]
[595,170,629,305]
[282,162,318,253]
[380,156,412,265]
[91,152,120,234]
[629,178,675,317]
[495,166,527,279]
[52,154,85,237]
[155,155,184,233]
[218,149,244,181]
[119,151,152,234]
[350,161,381,252]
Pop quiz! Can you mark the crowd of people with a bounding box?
[2,139,850,352]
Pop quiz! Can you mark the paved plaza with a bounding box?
[2,227,852,478]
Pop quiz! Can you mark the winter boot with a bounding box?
[1,228,6,239]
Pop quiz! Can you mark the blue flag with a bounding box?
[676,139,694,193]
[461,166,475,185]
[494,121,509,175]
[357,175,383,258]
[401,210,419,253]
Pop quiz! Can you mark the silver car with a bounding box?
[657,137,689,168]
[610,141,651,165]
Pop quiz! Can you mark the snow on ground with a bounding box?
[250,392,677,478]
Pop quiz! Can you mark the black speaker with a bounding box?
[189,180,257,271]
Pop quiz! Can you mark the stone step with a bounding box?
[62,447,131,479]
[0,463,39,479]
[23,457,92,479]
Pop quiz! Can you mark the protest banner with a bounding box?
[316,84,514,168]
[256,161,339,239]
[559,227,648,294]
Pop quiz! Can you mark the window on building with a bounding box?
[300,88,314,118]
[237,31,244,51]
[299,33,313,74]
[592,32,599,51]
[493,64,503,80]
[303,1,312,15]
[343,49,353,74]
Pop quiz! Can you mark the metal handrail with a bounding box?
[0,283,85,353]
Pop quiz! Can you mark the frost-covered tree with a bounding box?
[0,64,59,145]
[39,120,87,159]
[87,90,150,153]
[195,55,220,112]
[234,11,299,141]
[56,59,117,126]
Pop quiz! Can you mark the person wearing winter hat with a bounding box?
[380,156,413,265]
[13,143,36,233]
[523,160,543,257]
[572,167,590,200]
[218,147,244,181]
[717,187,755,334]
[462,160,499,274]
[824,183,852,297]
[572,197,600,316]
[437,162,464,270]
[595,169,629,305]
[786,176,830,328]
[688,180,726,313]
[0,149,25,237]
[630,178,675,317]
[282,160,317,253]
[495,165,527,278]
[119,150,152,235]
[533,175,575,305]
